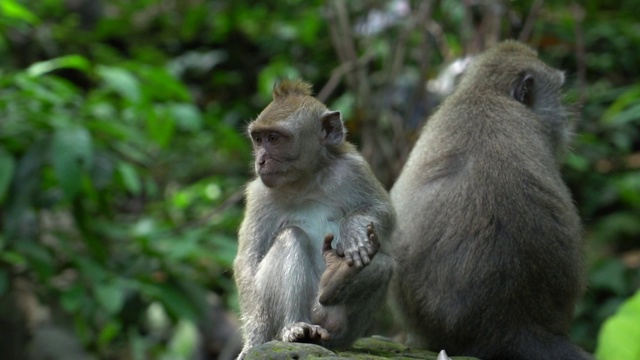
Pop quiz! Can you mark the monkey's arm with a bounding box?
[336,193,395,268]
[233,181,280,348]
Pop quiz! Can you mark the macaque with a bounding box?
[233,79,395,359]
[390,40,590,360]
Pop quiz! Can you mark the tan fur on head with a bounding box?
[488,39,538,57]
[272,79,313,100]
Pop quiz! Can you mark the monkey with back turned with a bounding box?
[390,40,591,360]
[233,79,395,359]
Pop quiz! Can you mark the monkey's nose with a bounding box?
[258,158,266,167]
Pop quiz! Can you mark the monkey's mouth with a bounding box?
[258,171,285,187]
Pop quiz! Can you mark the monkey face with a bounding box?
[250,129,295,188]
[246,80,346,189]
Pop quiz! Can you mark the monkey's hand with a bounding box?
[336,221,379,268]
[319,224,379,305]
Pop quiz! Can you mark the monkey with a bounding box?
[389,40,591,360]
[233,79,395,359]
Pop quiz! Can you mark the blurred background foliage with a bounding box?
[0,0,638,359]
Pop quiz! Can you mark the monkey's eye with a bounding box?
[267,132,280,144]
[253,135,262,146]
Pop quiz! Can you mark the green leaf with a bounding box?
[137,66,190,102]
[147,106,175,148]
[616,171,640,205]
[0,251,26,266]
[0,0,39,24]
[60,286,86,313]
[330,93,356,122]
[95,282,125,315]
[117,162,142,195]
[26,55,91,77]
[139,282,199,321]
[52,127,93,200]
[596,290,640,360]
[258,61,300,99]
[15,242,54,279]
[167,320,198,357]
[602,85,640,125]
[0,146,15,204]
[169,103,202,132]
[210,235,238,268]
[589,259,628,294]
[610,103,640,126]
[98,320,121,346]
[565,153,590,172]
[75,258,107,282]
[96,66,141,102]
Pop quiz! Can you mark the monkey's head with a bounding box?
[460,40,572,160]
[248,79,346,189]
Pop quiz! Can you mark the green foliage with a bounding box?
[0,0,639,358]
[596,290,640,360]
[0,3,251,354]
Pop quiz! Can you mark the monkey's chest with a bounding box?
[279,202,342,249]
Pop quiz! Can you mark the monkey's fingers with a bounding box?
[322,234,336,262]
[319,327,331,341]
[309,325,331,341]
[322,234,334,252]
[347,250,362,268]
[368,226,380,255]
[335,242,345,257]
[358,247,371,267]
[367,222,375,235]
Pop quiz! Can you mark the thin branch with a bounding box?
[317,50,375,103]
[333,0,371,101]
[386,1,435,86]
[174,188,245,232]
[571,2,588,108]
[406,2,435,126]
[518,0,544,42]
[326,6,357,90]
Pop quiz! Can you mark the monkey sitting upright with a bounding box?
[390,40,591,360]
[233,79,395,359]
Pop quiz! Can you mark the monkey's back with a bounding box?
[390,92,585,357]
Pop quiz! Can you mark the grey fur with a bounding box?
[389,41,590,360]
[234,80,395,359]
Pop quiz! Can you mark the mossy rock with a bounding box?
[244,337,480,359]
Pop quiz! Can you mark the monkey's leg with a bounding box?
[318,224,379,303]
[254,226,329,345]
[312,226,393,348]
[313,253,393,348]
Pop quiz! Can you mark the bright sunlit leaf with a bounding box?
[1,0,38,24]
[97,65,141,103]
[596,290,640,360]
[26,55,91,77]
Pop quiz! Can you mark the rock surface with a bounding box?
[244,336,480,359]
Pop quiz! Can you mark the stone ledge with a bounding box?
[245,336,480,359]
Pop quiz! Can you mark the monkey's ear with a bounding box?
[321,111,345,145]
[512,72,535,107]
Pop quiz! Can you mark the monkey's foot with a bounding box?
[281,322,331,343]
[318,224,379,304]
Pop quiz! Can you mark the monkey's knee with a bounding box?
[271,225,316,258]
[274,226,308,242]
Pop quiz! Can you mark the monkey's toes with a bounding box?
[281,322,330,343]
